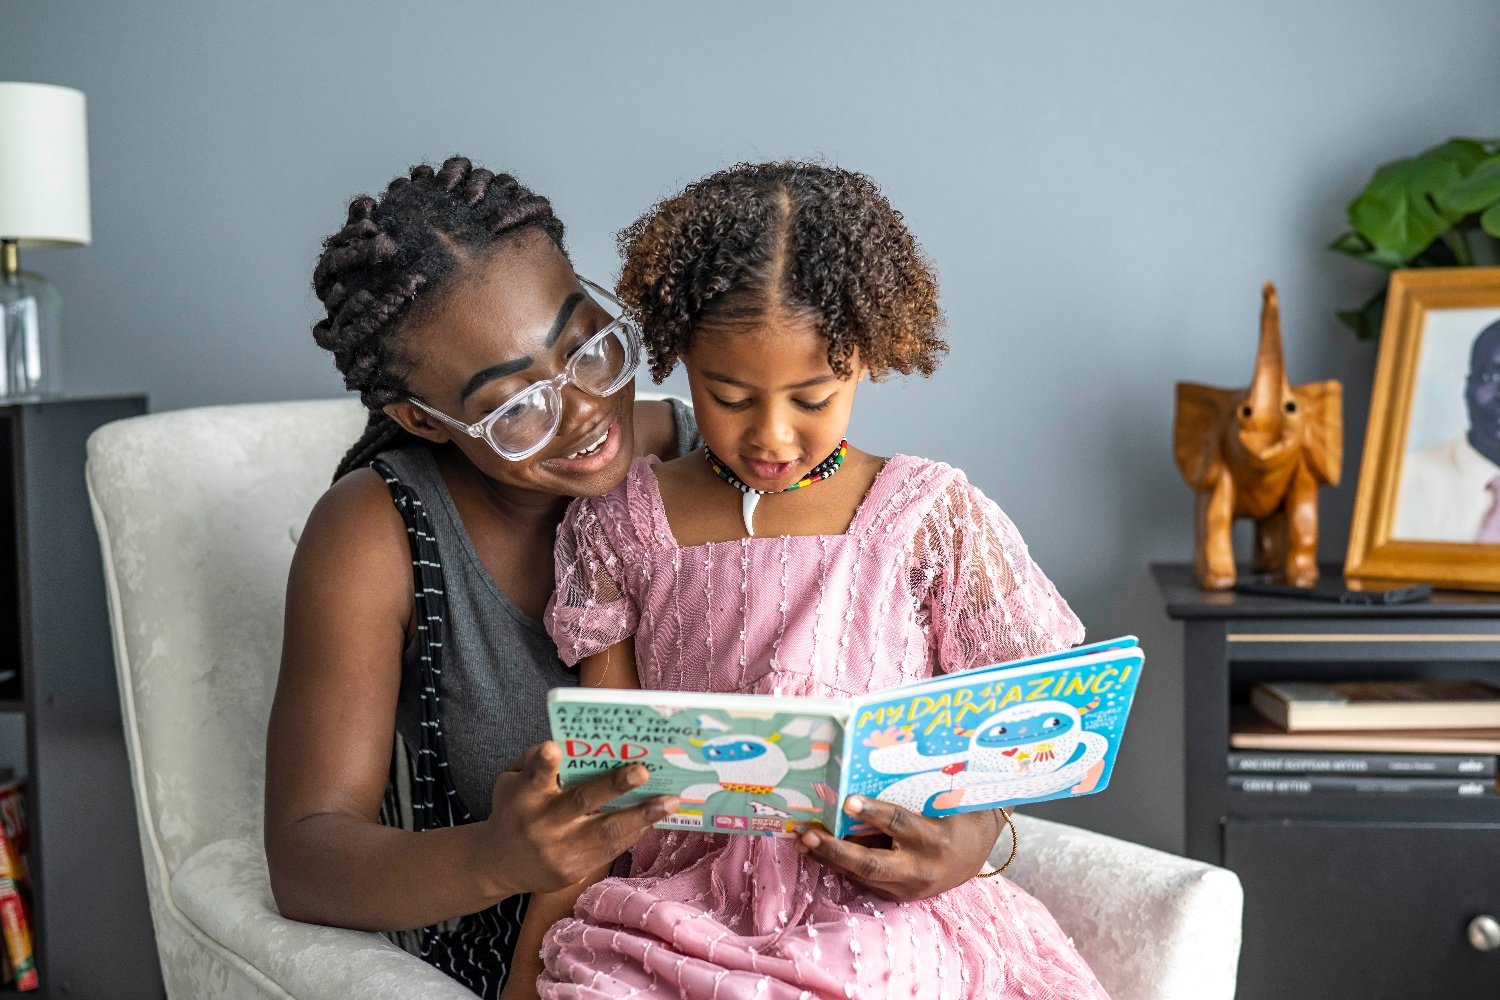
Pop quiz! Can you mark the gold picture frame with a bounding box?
[1345,267,1500,591]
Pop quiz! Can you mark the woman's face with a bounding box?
[387,231,639,499]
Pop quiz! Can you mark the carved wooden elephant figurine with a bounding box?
[1173,283,1343,590]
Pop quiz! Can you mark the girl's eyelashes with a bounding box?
[707,393,836,412]
[709,394,752,411]
[796,396,834,412]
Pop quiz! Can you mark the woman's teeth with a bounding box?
[565,430,609,459]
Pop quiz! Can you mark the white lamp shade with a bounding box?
[0,82,91,248]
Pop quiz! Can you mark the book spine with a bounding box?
[0,823,34,991]
[1227,751,1497,777]
[1228,775,1496,797]
[0,883,33,991]
[0,783,29,888]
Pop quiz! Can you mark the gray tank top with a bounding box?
[380,399,698,819]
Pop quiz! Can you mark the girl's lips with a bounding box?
[744,458,796,484]
[542,416,621,475]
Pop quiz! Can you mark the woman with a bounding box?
[264,156,1010,999]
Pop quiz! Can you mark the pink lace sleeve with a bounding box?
[546,493,640,667]
[917,475,1084,672]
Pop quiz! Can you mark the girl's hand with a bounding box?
[480,741,678,896]
[794,796,1001,901]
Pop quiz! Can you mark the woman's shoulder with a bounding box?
[287,466,413,624]
[297,465,410,559]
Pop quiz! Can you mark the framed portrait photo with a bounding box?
[1346,267,1500,591]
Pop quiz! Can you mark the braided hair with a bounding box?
[311,155,567,481]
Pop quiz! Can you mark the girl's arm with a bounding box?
[795,800,1006,900]
[264,475,672,932]
[795,478,1057,897]
[502,640,644,999]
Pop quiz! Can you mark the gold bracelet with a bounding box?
[976,808,1017,879]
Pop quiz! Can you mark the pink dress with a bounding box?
[541,455,1109,1000]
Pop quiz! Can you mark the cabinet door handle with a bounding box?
[1469,915,1500,952]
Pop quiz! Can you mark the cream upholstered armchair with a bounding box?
[86,398,1242,1000]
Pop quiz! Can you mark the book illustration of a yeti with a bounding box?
[658,714,839,833]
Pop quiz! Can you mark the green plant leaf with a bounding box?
[1335,286,1388,341]
[1439,155,1500,215]
[1483,202,1500,240]
[1347,154,1466,261]
[1427,137,1492,174]
[1328,231,1405,269]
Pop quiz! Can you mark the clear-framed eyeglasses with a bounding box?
[408,276,642,461]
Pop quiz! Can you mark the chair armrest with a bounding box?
[1002,814,1243,1000]
[171,837,476,1000]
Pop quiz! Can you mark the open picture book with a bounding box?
[548,636,1144,838]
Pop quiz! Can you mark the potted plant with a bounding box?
[1331,137,1500,339]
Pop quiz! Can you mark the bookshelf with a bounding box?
[0,397,160,998]
[1156,563,1500,999]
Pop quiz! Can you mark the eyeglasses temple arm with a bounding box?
[409,399,485,438]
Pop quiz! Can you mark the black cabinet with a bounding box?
[0,396,159,998]
[1156,563,1500,1000]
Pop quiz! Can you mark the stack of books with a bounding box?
[1230,680,1500,798]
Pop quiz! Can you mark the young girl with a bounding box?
[532,162,1109,998]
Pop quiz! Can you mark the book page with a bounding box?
[549,690,847,837]
[837,642,1143,837]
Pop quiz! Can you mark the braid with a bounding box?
[332,411,411,484]
[311,155,568,480]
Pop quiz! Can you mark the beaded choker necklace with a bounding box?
[703,439,849,537]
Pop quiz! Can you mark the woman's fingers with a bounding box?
[509,741,563,790]
[558,760,653,818]
[489,744,673,887]
[506,742,648,817]
[581,794,681,855]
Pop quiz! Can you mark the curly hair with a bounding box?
[616,161,946,383]
[311,155,567,480]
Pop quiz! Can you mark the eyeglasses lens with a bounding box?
[485,389,561,457]
[573,325,634,394]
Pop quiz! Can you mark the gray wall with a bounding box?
[8,0,1499,852]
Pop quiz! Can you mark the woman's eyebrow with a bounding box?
[459,291,587,403]
[543,292,587,347]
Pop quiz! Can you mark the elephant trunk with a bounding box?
[1245,282,1290,421]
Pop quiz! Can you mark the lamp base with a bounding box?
[0,263,62,398]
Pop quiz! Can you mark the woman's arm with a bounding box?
[264,474,673,931]
[502,640,644,999]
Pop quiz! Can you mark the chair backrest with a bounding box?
[87,399,368,875]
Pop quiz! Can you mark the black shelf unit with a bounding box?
[0,396,160,998]
[1156,562,1500,1000]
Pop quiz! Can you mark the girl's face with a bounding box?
[684,309,866,491]
[386,232,639,499]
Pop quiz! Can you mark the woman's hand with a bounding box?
[478,741,678,897]
[794,796,1001,901]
